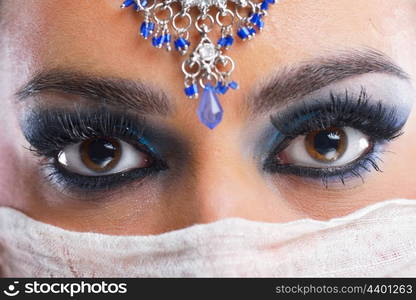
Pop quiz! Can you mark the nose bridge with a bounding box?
[192,143,251,201]
[182,133,295,223]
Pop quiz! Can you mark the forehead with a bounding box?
[1,0,415,104]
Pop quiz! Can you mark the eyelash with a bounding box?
[264,89,405,186]
[22,108,168,192]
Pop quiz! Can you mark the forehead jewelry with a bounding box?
[121,0,277,129]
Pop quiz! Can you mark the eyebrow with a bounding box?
[15,70,171,116]
[247,49,409,116]
[16,49,408,119]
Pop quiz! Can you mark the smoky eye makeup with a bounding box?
[20,107,169,193]
[19,78,413,194]
[262,88,410,186]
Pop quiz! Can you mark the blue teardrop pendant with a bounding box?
[197,84,224,129]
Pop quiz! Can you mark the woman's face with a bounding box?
[0,0,415,235]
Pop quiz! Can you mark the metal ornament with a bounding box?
[121,0,277,129]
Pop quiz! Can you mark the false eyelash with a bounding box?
[265,88,406,186]
[22,107,150,158]
[270,88,405,141]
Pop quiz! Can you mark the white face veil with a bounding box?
[0,198,415,277]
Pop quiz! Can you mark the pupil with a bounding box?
[314,130,341,156]
[87,138,118,168]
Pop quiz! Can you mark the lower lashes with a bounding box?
[320,154,384,187]
[42,159,166,193]
[264,143,384,187]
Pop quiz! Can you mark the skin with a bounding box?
[0,0,415,235]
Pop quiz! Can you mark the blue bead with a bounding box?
[266,0,275,4]
[142,29,150,38]
[163,34,171,44]
[219,35,234,48]
[216,82,229,94]
[237,27,250,40]
[218,37,227,47]
[256,19,265,30]
[147,22,155,31]
[249,13,261,25]
[197,84,223,129]
[152,36,162,47]
[121,0,135,8]
[225,35,234,47]
[184,84,198,97]
[140,22,153,38]
[249,27,256,36]
[175,38,184,48]
[174,38,185,50]
[140,22,148,37]
[133,0,148,10]
[261,0,269,10]
[174,37,189,50]
[228,81,239,90]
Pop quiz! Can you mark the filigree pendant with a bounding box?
[121,0,277,129]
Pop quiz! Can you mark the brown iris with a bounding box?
[305,127,347,162]
[80,138,122,172]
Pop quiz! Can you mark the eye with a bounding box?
[278,127,372,168]
[57,137,152,176]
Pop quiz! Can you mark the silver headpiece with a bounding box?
[121,0,277,128]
